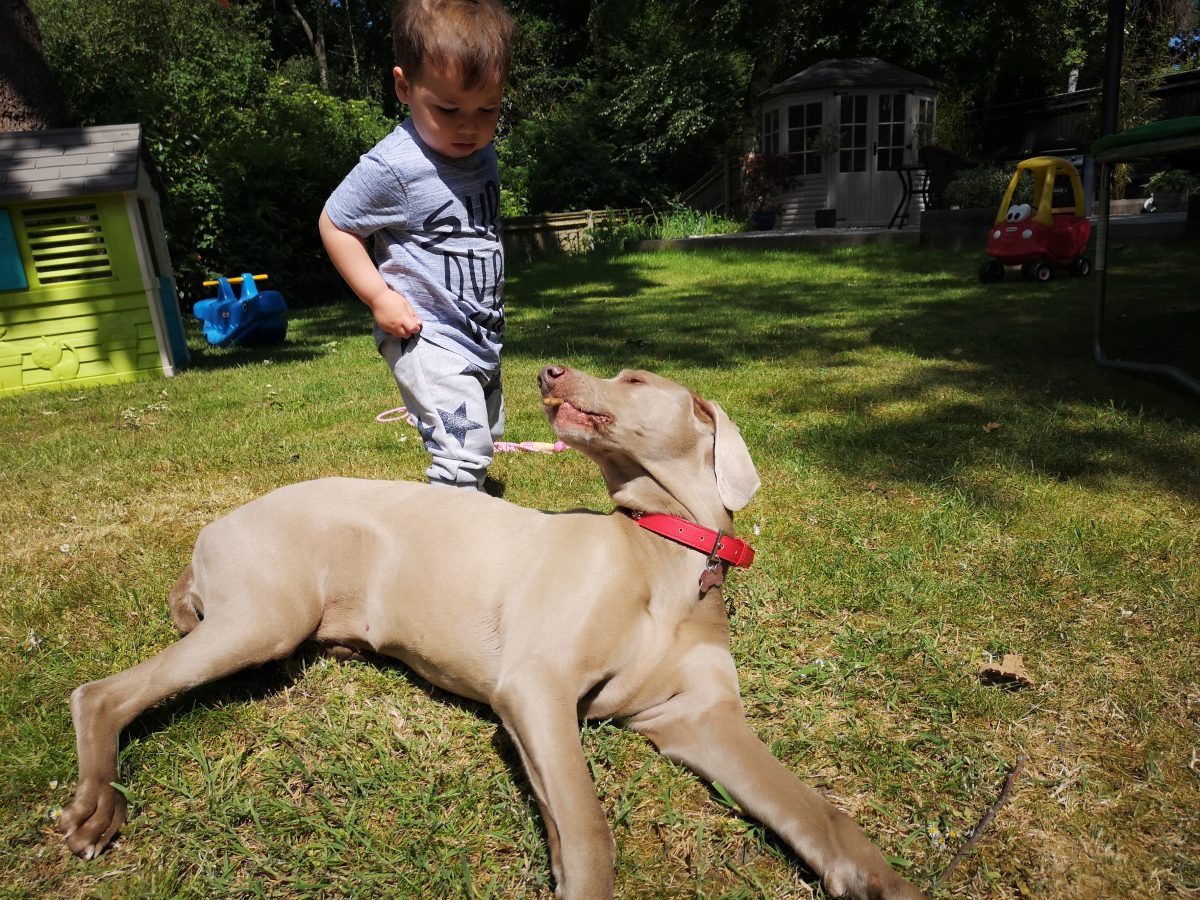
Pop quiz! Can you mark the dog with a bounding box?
[60,364,926,899]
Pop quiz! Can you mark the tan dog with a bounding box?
[61,364,925,899]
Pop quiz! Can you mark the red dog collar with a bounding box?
[631,512,755,569]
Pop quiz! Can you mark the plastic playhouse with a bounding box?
[194,273,288,347]
[978,156,1092,284]
[0,124,190,396]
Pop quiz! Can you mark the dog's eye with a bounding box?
[620,373,645,385]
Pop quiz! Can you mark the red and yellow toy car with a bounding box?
[978,156,1092,283]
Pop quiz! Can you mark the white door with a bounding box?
[831,93,872,223]
[872,93,908,224]
[830,92,910,226]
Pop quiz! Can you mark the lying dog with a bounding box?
[61,364,925,899]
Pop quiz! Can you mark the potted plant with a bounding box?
[807,124,841,160]
[740,152,800,230]
[1145,169,1198,213]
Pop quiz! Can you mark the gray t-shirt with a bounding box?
[324,119,504,369]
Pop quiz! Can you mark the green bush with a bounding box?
[205,78,392,307]
[944,167,1012,209]
[646,204,743,239]
[1146,169,1199,195]
[498,91,647,215]
[34,0,393,307]
[588,204,743,255]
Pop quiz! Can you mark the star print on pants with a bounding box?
[416,417,437,449]
[438,403,484,447]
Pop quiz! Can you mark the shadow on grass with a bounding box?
[177,245,1198,502]
[184,300,370,372]
[128,643,500,741]
[505,245,968,370]
[121,639,559,865]
[505,244,1200,503]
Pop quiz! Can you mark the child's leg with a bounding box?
[485,367,505,442]
[381,336,496,489]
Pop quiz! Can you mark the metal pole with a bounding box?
[1092,0,1122,371]
[1091,0,1200,395]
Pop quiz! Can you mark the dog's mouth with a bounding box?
[542,395,612,432]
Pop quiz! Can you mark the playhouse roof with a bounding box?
[761,58,938,98]
[0,123,157,203]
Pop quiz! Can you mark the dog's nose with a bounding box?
[539,365,566,392]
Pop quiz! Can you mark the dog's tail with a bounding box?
[167,563,205,634]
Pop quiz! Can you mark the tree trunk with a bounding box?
[344,0,361,95]
[288,0,329,91]
[0,0,67,132]
[739,56,779,153]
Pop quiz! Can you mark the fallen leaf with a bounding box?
[980,653,1033,689]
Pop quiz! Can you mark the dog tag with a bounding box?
[699,562,725,592]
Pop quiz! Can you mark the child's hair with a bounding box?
[393,0,514,89]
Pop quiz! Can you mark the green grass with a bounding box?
[2,242,1198,898]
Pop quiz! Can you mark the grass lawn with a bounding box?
[1,242,1198,898]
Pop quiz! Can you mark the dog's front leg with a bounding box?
[493,678,615,899]
[629,686,926,900]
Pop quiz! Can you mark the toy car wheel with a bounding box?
[979,260,1004,283]
[1070,257,1092,277]
[1023,262,1053,283]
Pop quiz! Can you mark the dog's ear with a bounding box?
[695,397,760,511]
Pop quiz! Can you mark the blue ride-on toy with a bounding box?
[194,273,288,348]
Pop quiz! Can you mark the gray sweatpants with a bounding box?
[380,335,504,489]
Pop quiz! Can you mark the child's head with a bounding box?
[392,0,514,158]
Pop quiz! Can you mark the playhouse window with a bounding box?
[786,102,824,175]
[22,204,113,285]
[876,93,907,171]
[838,95,869,173]
[0,209,28,291]
[915,97,935,151]
[761,108,780,155]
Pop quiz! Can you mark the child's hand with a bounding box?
[370,289,423,338]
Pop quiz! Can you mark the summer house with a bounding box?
[758,58,939,228]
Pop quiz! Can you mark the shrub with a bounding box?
[204,78,392,306]
[647,205,743,239]
[1146,169,1199,195]
[944,166,1013,209]
[34,0,393,307]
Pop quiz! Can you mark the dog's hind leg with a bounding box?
[60,594,321,859]
[167,564,202,634]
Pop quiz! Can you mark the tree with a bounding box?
[286,0,330,91]
[0,0,66,131]
[31,0,390,303]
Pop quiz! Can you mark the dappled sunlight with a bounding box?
[506,240,1198,509]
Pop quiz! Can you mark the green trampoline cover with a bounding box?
[1092,115,1200,158]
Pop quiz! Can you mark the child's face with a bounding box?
[394,64,503,159]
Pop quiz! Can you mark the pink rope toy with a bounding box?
[376,406,571,454]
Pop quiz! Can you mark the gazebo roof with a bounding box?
[0,123,155,203]
[762,58,938,99]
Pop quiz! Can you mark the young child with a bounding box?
[320,0,513,490]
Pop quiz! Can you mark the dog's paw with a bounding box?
[59,781,127,859]
[825,862,928,900]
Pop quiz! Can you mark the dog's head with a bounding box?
[538,365,759,523]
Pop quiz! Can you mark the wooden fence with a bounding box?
[501,209,642,261]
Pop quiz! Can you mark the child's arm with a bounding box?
[319,209,423,338]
